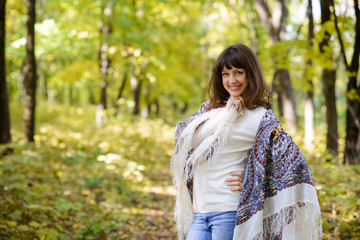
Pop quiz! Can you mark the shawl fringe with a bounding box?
[171,106,323,240]
[170,106,241,239]
[249,202,322,240]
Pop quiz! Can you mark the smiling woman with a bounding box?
[170,43,323,240]
[204,43,271,111]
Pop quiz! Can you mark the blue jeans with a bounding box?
[185,211,236,240]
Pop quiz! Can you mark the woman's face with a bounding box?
[222,66,248,97]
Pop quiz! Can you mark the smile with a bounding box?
[229,85,242,91]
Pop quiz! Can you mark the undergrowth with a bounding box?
[0,102,359,239]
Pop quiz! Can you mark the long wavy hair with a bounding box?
[204,43,272,111]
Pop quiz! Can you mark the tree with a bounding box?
[319,0,338,157]
[331,0,360,164]
[23,0,37,142]
[304,0,315,152]
[0,0,11,144]
[97,0,114,122]
[253,0,298,131]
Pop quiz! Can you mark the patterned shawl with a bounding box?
[171,104,323,240]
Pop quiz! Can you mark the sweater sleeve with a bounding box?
[191,109,224,148]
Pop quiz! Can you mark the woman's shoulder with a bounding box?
[247,106,268,117]
[242,107,273,129]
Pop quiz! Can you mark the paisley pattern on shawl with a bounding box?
[172,104,322,239]
[234,109,322,239]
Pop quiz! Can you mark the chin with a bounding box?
[230,92,242,97]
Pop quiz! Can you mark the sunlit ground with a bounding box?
[0,102,359,239]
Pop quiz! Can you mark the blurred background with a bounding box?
[0,0,359,239]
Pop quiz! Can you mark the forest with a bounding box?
[0,0,359,239]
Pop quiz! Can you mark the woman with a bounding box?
[171,43,323,240]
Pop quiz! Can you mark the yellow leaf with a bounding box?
[9,221,17,227]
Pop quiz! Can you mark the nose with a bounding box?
[229,74,236,83]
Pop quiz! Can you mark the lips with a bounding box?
[229,85,242,91]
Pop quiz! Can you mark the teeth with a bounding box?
[230,86,241,90]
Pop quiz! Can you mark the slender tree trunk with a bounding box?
[320,0,338,156]
[118,63,130,100]
[131,73,143,115]
[153,98,160,117]
[97,1,113,122]
[345,0,360,164]
[331,0,360,164]
[345,79,360,163]
[304,0,315,152]
[23,0,37,142]
[0,0,11,144]
[271,72,283,117]
[253,0,297,130]
[141,83,150,118]
[322,69,338,156]
[114,63,130,116]
[100,80,107,109]
[277,68,297,130]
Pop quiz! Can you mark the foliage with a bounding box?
[0,103,359,239]
[309,150,360,239]
[2,0,360,238]
[0,103,177,239]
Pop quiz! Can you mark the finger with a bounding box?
[230,186,243,191]
[239,98,244,112]
[230,172,244,178]
[226,181,241,186]
[225,179,243,186]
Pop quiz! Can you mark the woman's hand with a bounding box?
[225,171,244,191]
[225,96,244,113]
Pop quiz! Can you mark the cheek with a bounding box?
[243,78,249,87]
[222,78,228,88]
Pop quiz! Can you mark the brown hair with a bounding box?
[204,43,272,110]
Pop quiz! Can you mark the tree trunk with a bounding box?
[118,64,130,100]
[0,0,11,144]
[322,69,338,156]
[253,0,297,130]
[304,0,315,152]
[23,0,37,142]
[131,73,143,115]
[345,79,360,163]
[141,83,150,118]
[277,68,297,130]
[114,63,130,116]
[340,0,360,164]
[320,0,338,156]
[97,1,113,122]
[100,80,107,109]
[153,98,160,117]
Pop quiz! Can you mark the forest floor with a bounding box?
[0,103,359,239]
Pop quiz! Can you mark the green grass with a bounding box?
[0,102,359,239]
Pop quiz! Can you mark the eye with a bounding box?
[222,72,229,76]
[236,71,244,75]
